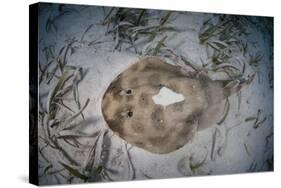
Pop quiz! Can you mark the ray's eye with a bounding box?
[127,111,133,117]
[119,88,133,96]
[126,89,132,95]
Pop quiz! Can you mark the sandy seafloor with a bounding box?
[37,3,273,185]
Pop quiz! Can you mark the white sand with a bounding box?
[152,87,185,107]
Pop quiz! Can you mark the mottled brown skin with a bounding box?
[101,57,254,154]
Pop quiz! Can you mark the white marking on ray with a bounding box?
[152,87,185,107]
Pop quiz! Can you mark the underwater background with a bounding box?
[36,3,273,185]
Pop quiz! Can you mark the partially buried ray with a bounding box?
[101,57,254,154]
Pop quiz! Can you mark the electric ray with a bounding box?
[101,57,254,154]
